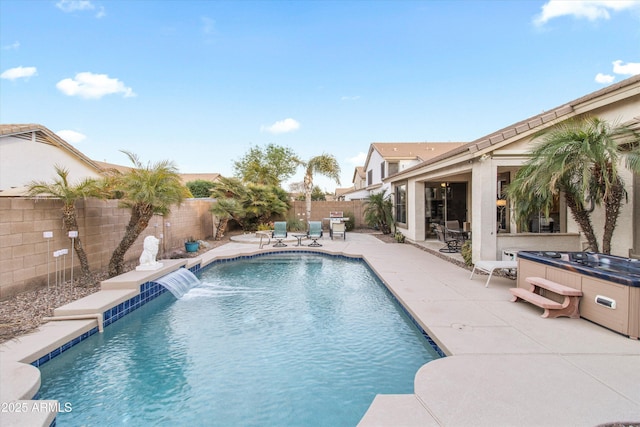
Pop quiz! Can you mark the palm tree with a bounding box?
[27,165,101,285]
[302,154,341,223]
[363,191,393,234]
[210,177,247,239]
[108,151,189,277]
[506,117,640,254]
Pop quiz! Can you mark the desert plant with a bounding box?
[287,217,307,232]
[27,165,103,285]
[108,151,189,277]
[507,117,640,253]
[343,211,356,231]
[460,240,472,266]
[364,191,393,234]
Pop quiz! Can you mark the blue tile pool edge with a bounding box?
[30,265,202,370]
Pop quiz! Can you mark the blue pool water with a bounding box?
[38,254,440,426]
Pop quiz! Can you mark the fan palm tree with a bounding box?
[210,177,247,239]
[27,165,102,285]
[363,191,393,234]
[302,154,341,223]
[108,151,189,277]
[506,117,640,254]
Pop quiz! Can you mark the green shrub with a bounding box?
[343,211,356,231]
[287,218,306,232]
[460,240,472,266]
[257,222,273,231]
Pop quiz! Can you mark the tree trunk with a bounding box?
[215,217,229,241]
[62,204,92,285]
[602,180,624,255]
[304,174,312,225]
[565,193,599,252]
[108,204,153,277]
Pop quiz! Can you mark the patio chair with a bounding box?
[434,224,458,253]
[330,221,346,240]
[307,221,323,247]
[445,220,468,247]
[272,221,288,247]
[445,220,462,233]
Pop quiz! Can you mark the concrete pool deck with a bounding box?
[1,232,639,426]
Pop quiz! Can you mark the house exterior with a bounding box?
[342,142,465,201]
[338,166,368,200]
[387,75,640,261]
[0,124,105,195]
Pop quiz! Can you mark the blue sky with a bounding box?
[1,0,639,191]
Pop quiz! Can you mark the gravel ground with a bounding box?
[0,229,396,344]
[0,234,236,344]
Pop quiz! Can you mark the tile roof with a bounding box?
[388,74,640,180]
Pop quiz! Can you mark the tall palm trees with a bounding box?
[507,117,640,254]
[108,151,189,276]
[302,154,341,223]
[27,165,101,285]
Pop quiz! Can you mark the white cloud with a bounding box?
[2,41,20,50]
[56,72,136,99]
[56,130,87,144]
[341,95,361,101]
[260,118,301,134]
[348,152,367,165]
[595,73,615,84]
[56,0,95,12]
[56,1,105,18]
[0,66,37,81]
[534,0,640,26]
[612,59,640,75]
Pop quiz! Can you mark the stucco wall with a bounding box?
[0,197,214,300]
[0,135,102,191]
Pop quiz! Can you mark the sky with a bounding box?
[1,0,639,192]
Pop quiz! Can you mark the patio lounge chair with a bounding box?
[470,260,518,287]
[330,221,346,240]
[307,221,323,247]
[272,221,288,247]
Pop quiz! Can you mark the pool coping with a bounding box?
[1,234,639,426]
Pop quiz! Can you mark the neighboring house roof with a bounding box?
[352,166,365,183]
[364,142,466,170]
[92,162,222,185]
[0,124,104,173]
[92,160,133,174]
[334,187,354,197]
[388,74,640,181]
[179,173,221,185]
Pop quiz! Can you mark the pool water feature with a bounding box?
[154,267,201,298]
[37,254,441,426]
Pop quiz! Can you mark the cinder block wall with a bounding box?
[0,197,215,300]
[289,201,367,227]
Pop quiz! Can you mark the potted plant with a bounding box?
[185,237,199,253]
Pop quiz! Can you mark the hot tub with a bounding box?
[516,251,640,339]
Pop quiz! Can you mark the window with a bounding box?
[388,162,399,176]
[380,162,385,180]
[367,169,373,186]
[395,183,407,224]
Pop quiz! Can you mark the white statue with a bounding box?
[136,236,163,271]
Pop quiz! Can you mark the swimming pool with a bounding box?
[37,254,441,426]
